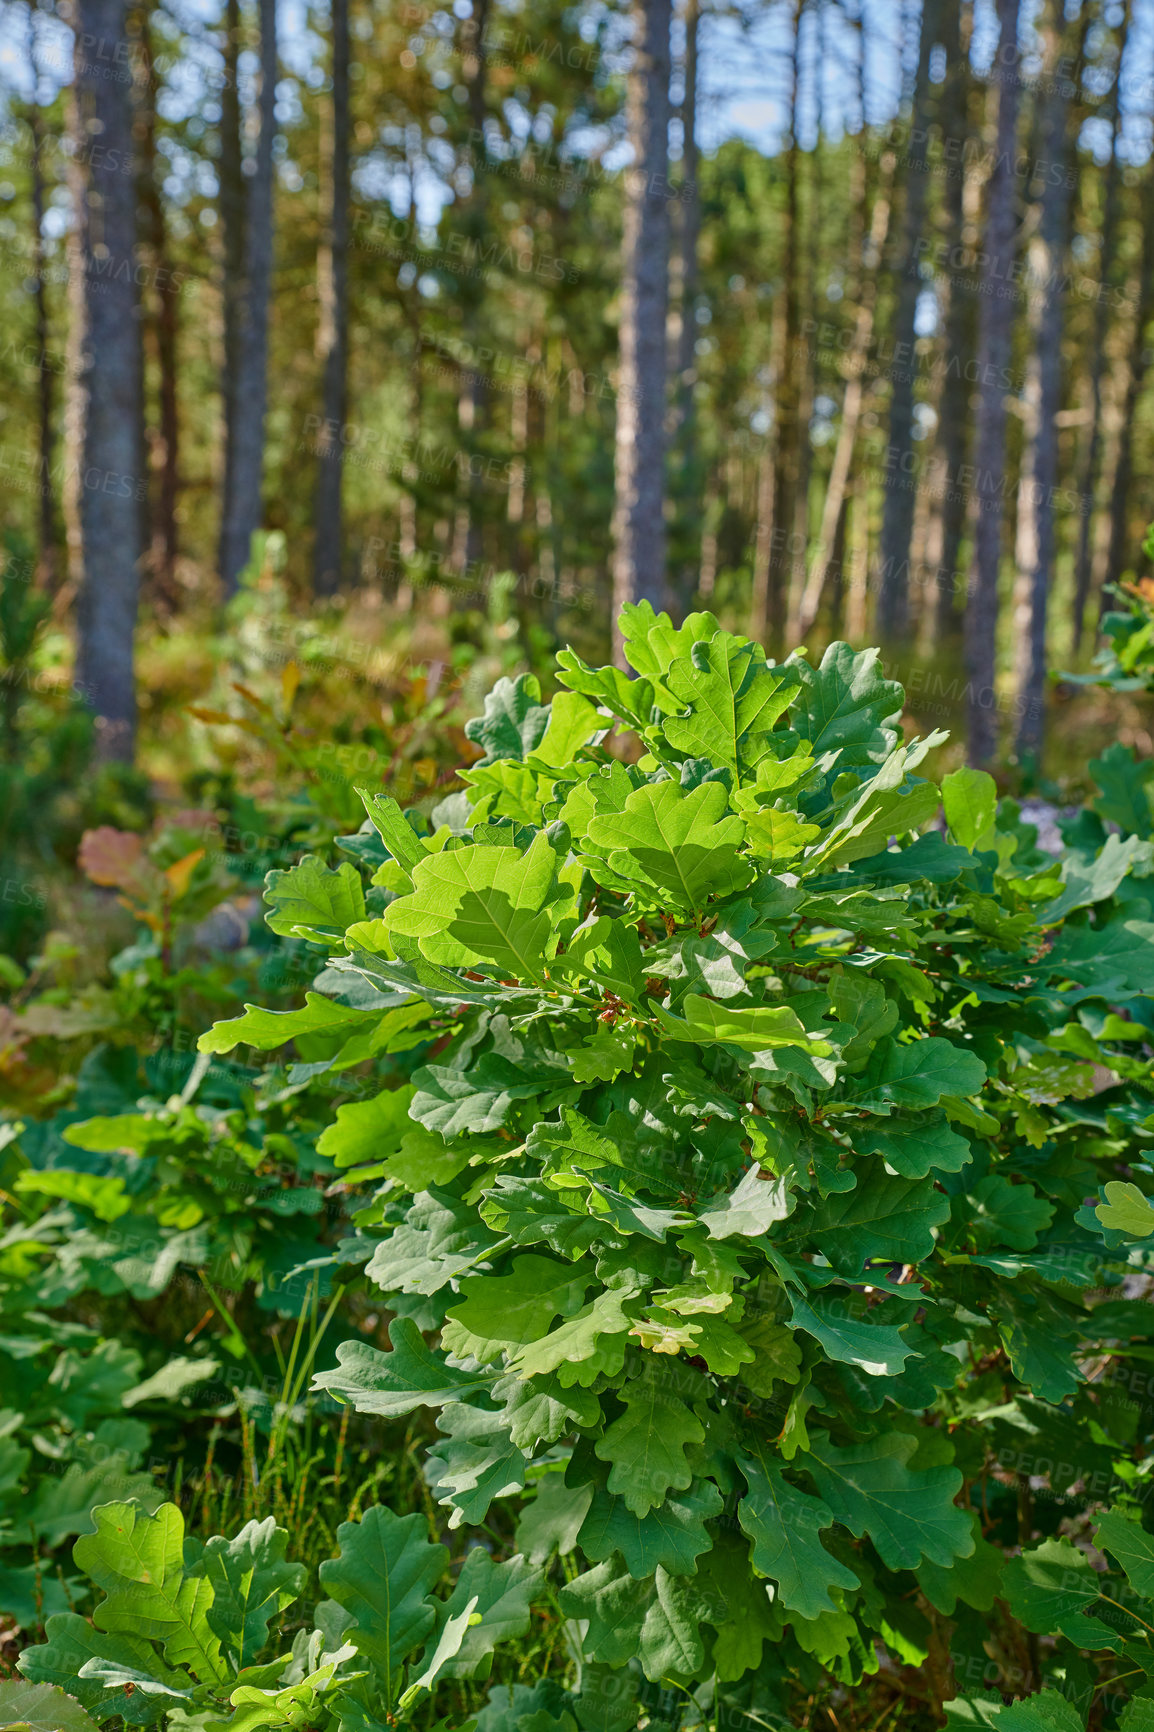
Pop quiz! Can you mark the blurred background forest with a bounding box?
[0,0,1153,795]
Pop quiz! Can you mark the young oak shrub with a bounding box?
[201,604,1154,1718]
[16,1496,536,1727]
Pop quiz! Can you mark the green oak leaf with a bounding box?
[383,830,562,979]
[201,1516,304,1671]
[1001,1535,1118,1651]
[577,1480,723,1579]
[805,1431,973,1571]
[558,1563,707,1682]
[198,993,379,1055]
[509,1286,638,1381]
[697,1167,794,1239]
[1089,742,1154,839]
[844,1036,986,1111]
[620,600,721,686]
[555,649,656,732]
[694,1532,782,1680]
[915,1513,1004,1615]
[443,1256,593,1360]
[480,1176,612,1259]
[942,766,997,852]
[992,1286,1084,1405]
[652,995,833,1054]
[263,857,365,941]
[495,1372,599,1450]
[410,1056,548,1137]
[788,1291,917,1376]
[17,1614,170,1726]
[366,1188,500,1295]
[430,1549,541,1680]
[786,641,904,776]
[1094,1181,1154,1238]
[945,1694,1084,1732]
[856,1110,972,1178]
[316,1086,417,1168]
[968,1175,1054,1252]
[357,788,427,875]
[312,1318,493,1415]
[736,1444,860,1619]
[0,1681,101,1732]
[807,1168,950,1276]
[319,1506,446,1681]
[464,673,550,764]
[426,1406,527,1528]
[75,1502,226,1684]
[516,1475,594,1564]
[1094,1509,1154,1598]
[1038,832,1154,925]
[593,1377,705,1516]
[584,781,751,913]
[661,635,799,776]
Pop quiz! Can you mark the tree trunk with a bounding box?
[876,0,943,644]
[72,0,144,762]
[218,0,277,599]
[313,0,350,597]
[1012,11,1069,761]
[612,0,673,661]
[1070,9,1125,651]
[669,0,700,615]
[25,7,57,593]
[797,155,894,635]
[217,0,243,591]
[964,0,1022,769]
[764,0,802,654]
[933,0,975,642]
[786,0,821,642]
[1104,146,1154,604]
[137,0,180,609]
[454,0,490,586]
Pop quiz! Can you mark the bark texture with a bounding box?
[313,0,350,597]
[26,7,57,591]
[1013,16,1071,760]
[933,0,974,641]
[964,0,1021,768]
[137,0,180,607]
[876,0,942,643]
[1105,143,1154,603]
[612,0,672,661]
[73,0,144,762]
[218,0,277,599]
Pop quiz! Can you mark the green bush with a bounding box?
[196,605,1154,1725]
[15,1496,537,1727]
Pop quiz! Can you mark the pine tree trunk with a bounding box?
[612,0,672,661]
[314,0,350,597]
[1104,156,1154,603]
[933,0,974,642]
[217,0,243,591]
[669,0,700,614]
[1012,13,1069,761]
[72,0,144,763]
[964,0,1021,768]
[455,0,490,587]
[876,0,942,644]
[137,0,180,608]
[218,0,277,599]
[26,9,57,592]
[764,0,801,654]
[796,153,894,635]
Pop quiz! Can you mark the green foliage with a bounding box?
[195,607,1154,1725]
[18,1498,538,1727]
